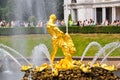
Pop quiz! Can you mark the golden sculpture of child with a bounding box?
[46,14,76,69]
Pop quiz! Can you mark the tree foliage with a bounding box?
[0,0,14,21]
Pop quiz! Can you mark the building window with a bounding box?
[96,8,102,24]
[71,0,77,3]
[73,9,78,21]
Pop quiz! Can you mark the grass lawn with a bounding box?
[0,34,120,57]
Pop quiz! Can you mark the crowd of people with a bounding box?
[0,19,120,28]
[54,19,120,27]
[54,19,96,27]
[0,20,43,28]
[109,20,120,26]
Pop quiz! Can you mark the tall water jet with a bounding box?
[65,3,69,33]
[12,0,60,24]
[81,41,102,61]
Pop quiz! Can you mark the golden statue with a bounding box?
[46,14,76,69]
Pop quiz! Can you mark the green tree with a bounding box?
[28,16,36,26]
[0,0,7,20]
[0,0,14,21]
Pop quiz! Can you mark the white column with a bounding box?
[93,8,97,23]
[78,8,85,21]
[112,7,116,22]
[102,7,106,23]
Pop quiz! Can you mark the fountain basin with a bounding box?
[22,67,119,80]
[20,57,120,80]
[0,57,120,80]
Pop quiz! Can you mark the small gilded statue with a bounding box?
[46,14,76,69]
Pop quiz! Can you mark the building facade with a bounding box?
[64,0,120,24]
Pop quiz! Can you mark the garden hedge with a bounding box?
[59,26,120,34]
[0,27,45,35]
[0,26,120,35]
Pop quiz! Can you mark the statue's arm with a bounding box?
[47,22,56,28]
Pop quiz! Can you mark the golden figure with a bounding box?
[46,14,76,69]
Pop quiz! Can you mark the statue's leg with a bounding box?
[64,53,72,62]
[51,41,58,64]
[61,45,72,62]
